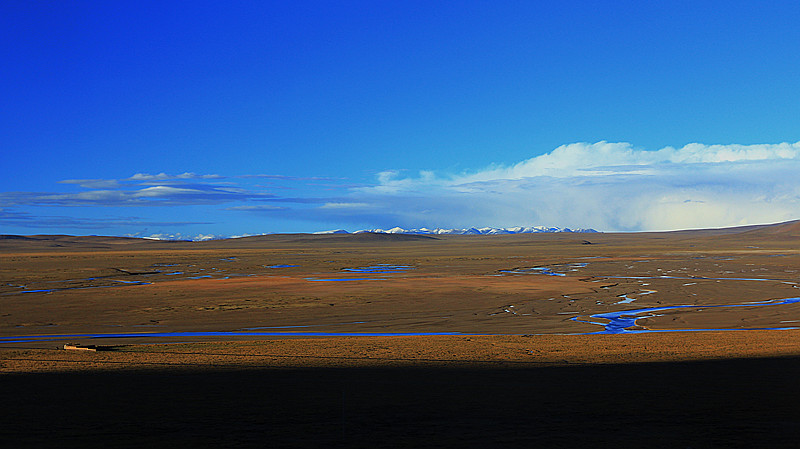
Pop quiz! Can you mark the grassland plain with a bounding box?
[3,222,800,447]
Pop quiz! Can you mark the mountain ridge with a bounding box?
[314,226,599,235]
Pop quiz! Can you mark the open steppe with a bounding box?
[3,222,800,447]
[5,222,800,341]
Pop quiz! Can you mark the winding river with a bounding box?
[571,297,800,334]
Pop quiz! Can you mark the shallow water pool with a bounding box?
[0,330,463,344]
[572,297,800,334]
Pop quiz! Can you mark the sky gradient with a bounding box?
[3,1,800,238]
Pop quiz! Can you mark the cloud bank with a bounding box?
[2,175,272,207]
[0,171,342,233]
[3,143,800,234]
[320,141,800,231]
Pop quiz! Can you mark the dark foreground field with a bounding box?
[3,332,800,448]
[3,354,800,448]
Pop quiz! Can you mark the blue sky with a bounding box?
[3,1,800,238]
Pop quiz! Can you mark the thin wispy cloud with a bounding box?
[128,172,224,181]
[1,174,274,207]
[1,185,269,207]
[58,179,122,189]
[0,208,211,230]
[0,172,347,233]
[239,174,343,181]
[224,205,287,211]
[319,202,372,209]
[249,197,342,204]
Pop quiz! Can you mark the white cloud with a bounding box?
[40,190,128,202]
[340,141,800,231]
[225,205,286,211]
[9,143,800,233]
[58,178,121,189]
[3,181,270,207]
[319,202,372,209]
[445,141,800,182]
[133,186,202,198]
[128,172,223,181]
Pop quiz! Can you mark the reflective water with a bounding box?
[343,265,413,274]
[500,267,565,277]
[305,264,414,281]
[613,290,657,305]
[5,280,153,295]
[603,275,788,282]
[572,297,800,334]
[500,263,588,277]
[305,278,387,282]
[0,330,462,344]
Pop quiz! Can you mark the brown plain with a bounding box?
[3,222,800,447]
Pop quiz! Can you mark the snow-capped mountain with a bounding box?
[315,226,598,235]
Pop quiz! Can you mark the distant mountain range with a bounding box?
[314,226,599,235]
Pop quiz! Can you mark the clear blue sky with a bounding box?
[3,1,800,237]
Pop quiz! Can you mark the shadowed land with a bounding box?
[3,347,800,448]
